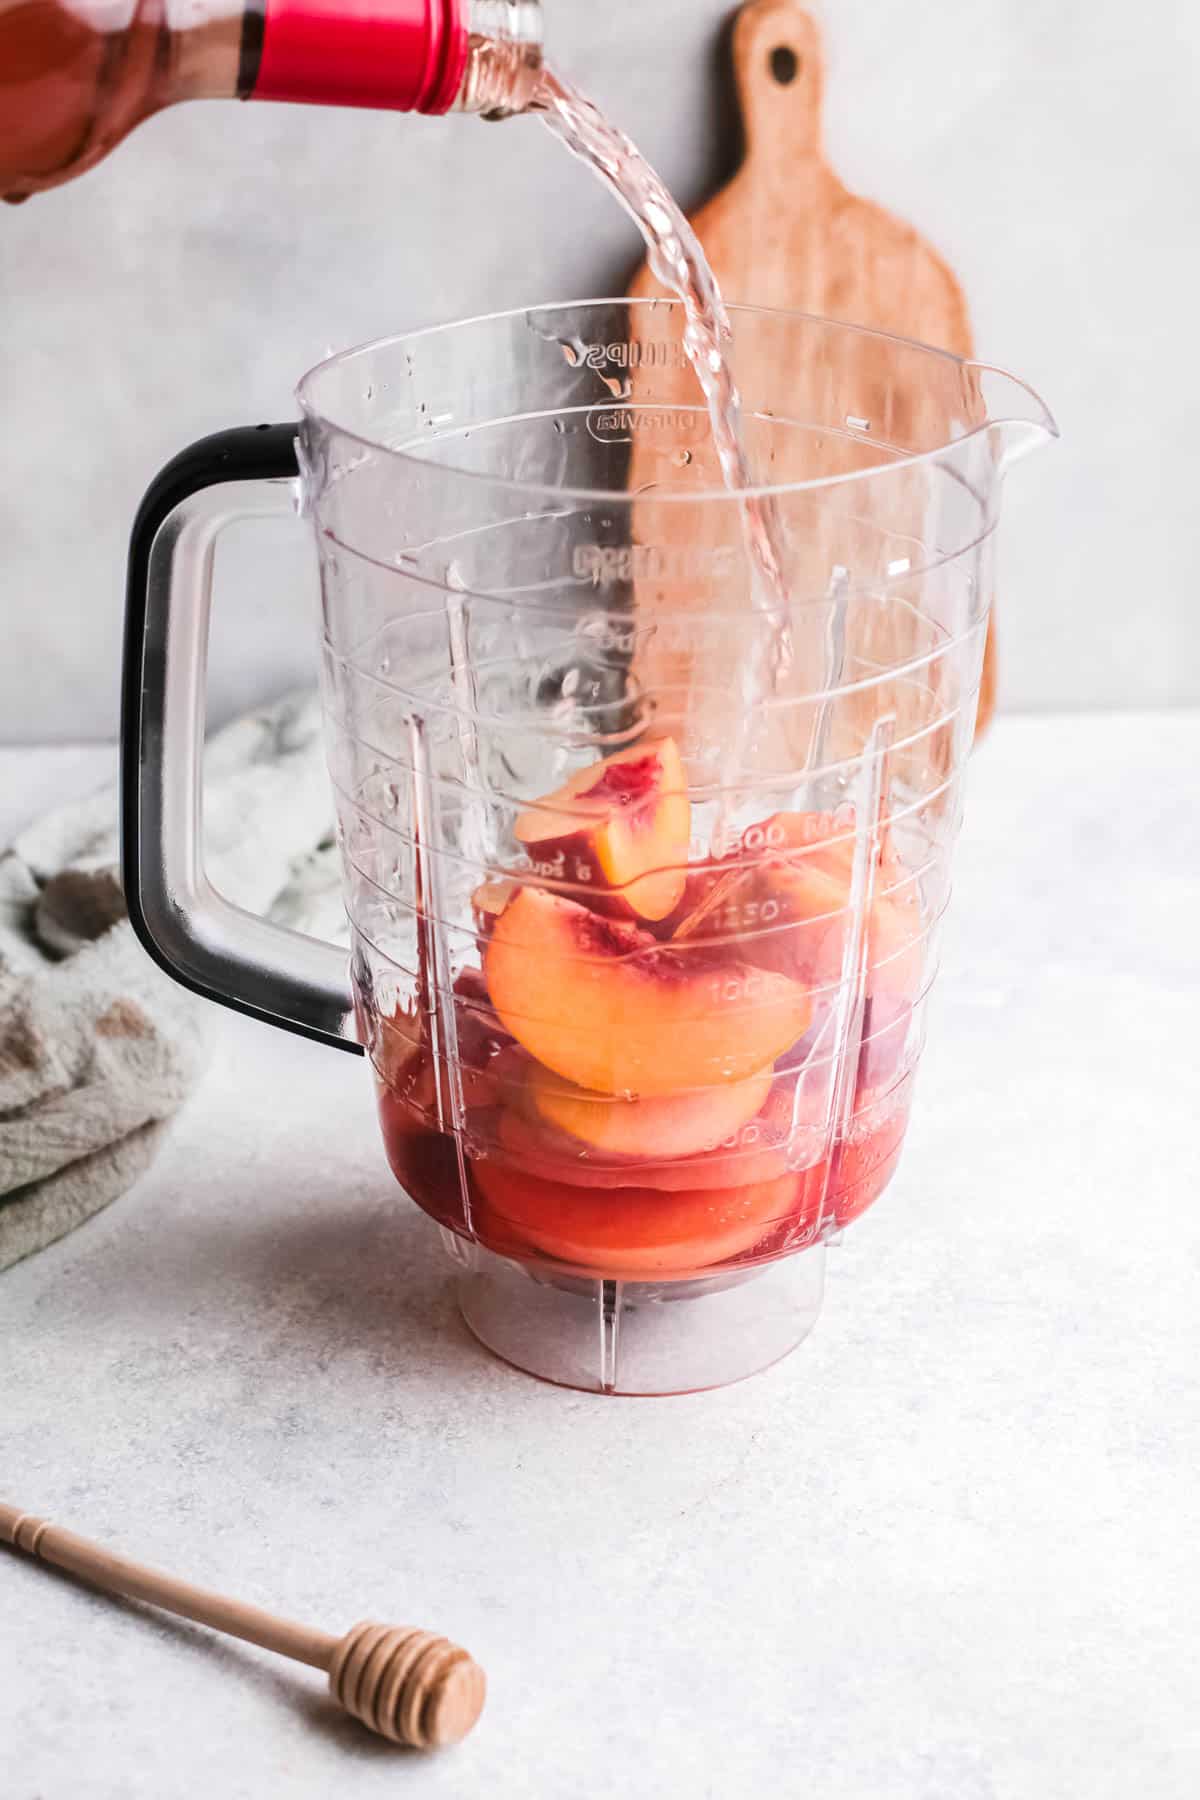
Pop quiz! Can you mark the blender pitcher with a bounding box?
[122,301,1055,1395]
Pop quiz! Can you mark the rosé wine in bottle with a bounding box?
[0,0,542,202]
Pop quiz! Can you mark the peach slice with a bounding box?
[754,858,857,991]
[527,1060,773,1161]
[514,736,690,923]
[501,1070,824,1193]
[730,811,925,1002]
[759,863,924,999]
[663,814,859,957]
[632,1072,830,1193]
[484,886,812,1097]
[472,1155,798,1281]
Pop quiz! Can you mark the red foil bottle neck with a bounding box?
[243,1,469,116]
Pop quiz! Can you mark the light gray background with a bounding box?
[2,0,1197,742]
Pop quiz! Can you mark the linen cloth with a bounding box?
[0,692,344,1271]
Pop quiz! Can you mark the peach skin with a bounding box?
[671,809,925,1003]
[514,736,690,923]
[497,1067,826,1195]
[472,1156,799,1281]
[526,1061,773,1161]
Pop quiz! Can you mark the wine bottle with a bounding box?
[1,0,543,203]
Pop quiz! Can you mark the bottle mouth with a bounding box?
[454,0,544,116]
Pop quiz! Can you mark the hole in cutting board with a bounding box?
[769,45,799,84]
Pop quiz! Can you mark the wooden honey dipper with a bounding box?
[0,1501,485,1750]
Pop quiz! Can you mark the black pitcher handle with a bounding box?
[121,424,360,1054]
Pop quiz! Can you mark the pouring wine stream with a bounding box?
[533,70,823,827]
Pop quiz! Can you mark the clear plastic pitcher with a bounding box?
[122,301,1055,1394]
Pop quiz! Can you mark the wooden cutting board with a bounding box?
[628,0,996,736]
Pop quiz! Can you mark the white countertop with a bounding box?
[2,717,1198,1799]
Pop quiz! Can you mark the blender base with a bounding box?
[451,1238,826,1396]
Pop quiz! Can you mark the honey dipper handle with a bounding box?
[0,1502,338,1672]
